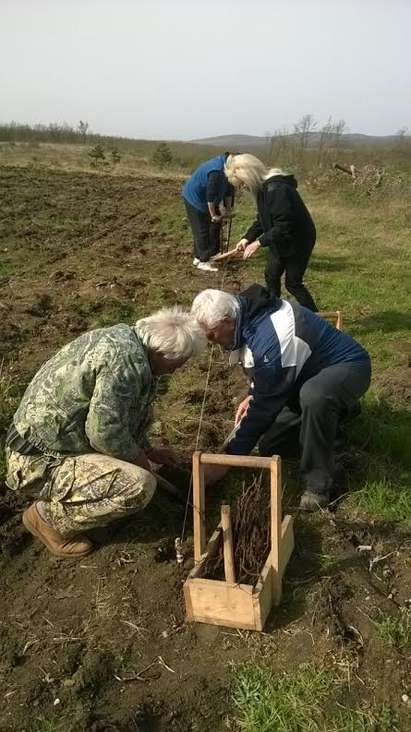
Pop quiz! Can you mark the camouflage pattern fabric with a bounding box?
[12,324,156,462]
[6,448,157,536]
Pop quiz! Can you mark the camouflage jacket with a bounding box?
[12,324,156,462]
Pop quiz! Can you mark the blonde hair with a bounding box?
[135,306,206,361]
[225,154,288,196]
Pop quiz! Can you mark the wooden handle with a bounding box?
[200,453,273,469]
[318,310,343,331]
[213,248,241,262]
[221,504,236,583]
[192,451,206,563]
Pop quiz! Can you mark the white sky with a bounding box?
[1,0,410,139]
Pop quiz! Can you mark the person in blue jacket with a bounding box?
[182,153,235,272]
[192,284,371,510]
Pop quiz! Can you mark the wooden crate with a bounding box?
[184,453,294,631]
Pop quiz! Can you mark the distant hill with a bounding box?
[190,132,399,149]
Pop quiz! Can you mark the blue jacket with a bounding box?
[226,285,370,455]
[182,155,231,212]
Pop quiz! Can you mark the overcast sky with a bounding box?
[1,0,410,140]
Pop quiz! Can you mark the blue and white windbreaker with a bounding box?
[226,285,370,455]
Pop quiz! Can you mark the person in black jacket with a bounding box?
[224,154,318,311]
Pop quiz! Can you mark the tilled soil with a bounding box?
[0,165,409,731]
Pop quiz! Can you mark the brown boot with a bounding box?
[22,503,93,558]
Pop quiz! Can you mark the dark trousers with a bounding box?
[259,361,371,497]
[184,199,221,262]
[265,243,318,311]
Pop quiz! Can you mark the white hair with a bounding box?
[225,154,288,197]
[135,306,206,361]
[191,289,240,329]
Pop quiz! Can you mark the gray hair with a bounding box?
[135,306,206,361]
[191,289,240,329]
[225,154,288,197]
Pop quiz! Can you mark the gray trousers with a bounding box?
[259,361,371,496]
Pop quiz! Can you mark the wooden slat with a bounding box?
[270,456,282,603]
[192,451,206,563]
[185,578,256,629]
[221,504,236,583]
[200,453,273,469]
[279,515,294,581]
[253,563,274,631]
[189,523,222,579]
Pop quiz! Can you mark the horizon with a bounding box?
[0,120,407,144]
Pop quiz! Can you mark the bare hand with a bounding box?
[235,238,248,252]
[203,464,228,486]
[243,241,261,259]
[235,395,252,426]
[146,446,178,468]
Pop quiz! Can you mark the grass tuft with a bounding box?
[231,662,333,731]
[347,477,411,522]
[231,662,400,731]
[331,705,399,732]
[376,607,411,650]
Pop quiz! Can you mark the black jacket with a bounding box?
[244,174,316,257]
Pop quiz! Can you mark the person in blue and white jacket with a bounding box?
[192,284,371,510]
[182,153,235,272]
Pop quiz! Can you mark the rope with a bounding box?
[179,253,232,544]
[180,345,214,542]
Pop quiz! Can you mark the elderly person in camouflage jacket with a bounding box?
[5,307,205,558]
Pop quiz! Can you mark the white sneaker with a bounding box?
[197,261,218,272]
[193,258,200,266]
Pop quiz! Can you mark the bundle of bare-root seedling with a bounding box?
[204,471,271,585]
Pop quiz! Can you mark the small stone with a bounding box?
[402,694,409,704]
[62,678,75,688]
[161,630,168,638]
[54,698,60,706]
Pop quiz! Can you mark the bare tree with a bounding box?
[264,130,274,162]
[396,126,409,152]
[294,114,317,154]
[317,116,334,167]
[77,120,89,144]
[270,127,291,167]
[333,119,347,149]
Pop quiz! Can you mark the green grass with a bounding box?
[33,718,62,732]
[330,706,399,732]
[231,662,333,731]
[0,258,16,278]
[347,477,411,522]
[231,662,399,731]
[376,607,411,650]
[350,393,411,470]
